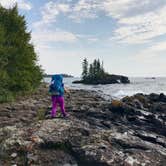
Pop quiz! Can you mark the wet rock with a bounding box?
[0,85,166,165]
[27,153,38,164]
[149,93,160,102]
[150,102,166,113]
[159,93,166,102]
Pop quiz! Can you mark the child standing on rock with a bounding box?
[49,74,68,118]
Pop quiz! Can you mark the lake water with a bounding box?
[44,77,166,100]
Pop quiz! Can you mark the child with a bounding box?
[49,74,68,118]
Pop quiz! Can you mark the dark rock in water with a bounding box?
[148,93,166,103]
[0,85,166,165]
[149,93,161,102]
[150,102,166,113]
[119,75,130,84]
[159,93,166,102]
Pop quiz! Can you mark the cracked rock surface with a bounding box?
[0,84,166,166]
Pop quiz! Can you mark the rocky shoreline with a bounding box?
[0,84,166,166]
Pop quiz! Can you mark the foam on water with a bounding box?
[44,77,166,100]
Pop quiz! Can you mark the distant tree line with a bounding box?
[44,74,73,78]
[0,5,43,102]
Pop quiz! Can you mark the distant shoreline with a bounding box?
[44,74,74,78]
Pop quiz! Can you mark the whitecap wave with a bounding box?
[44,77,166,100]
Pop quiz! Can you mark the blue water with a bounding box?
[44,77,166,100]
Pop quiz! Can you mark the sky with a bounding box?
[0,0,166,77]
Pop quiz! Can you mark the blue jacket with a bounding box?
[49,74,64,96]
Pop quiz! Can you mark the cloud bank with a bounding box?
[0,0,32,10]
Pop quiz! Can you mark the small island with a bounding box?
[73,58,130,84]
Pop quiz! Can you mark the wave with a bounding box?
[44,77,166,100]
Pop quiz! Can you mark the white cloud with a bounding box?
[76,34,99,42]
[69,0,142,21]
[113,5,166,44]
[69,0,100,21]
[33,0,166,45]
[18,0,31,10]
[33,1,70,28]
[35,0,139,24]
[150,41,166,52]
[140,41,166,57]
[98,0,166,44]
[102,0,134,18]
[41,2,69,23]
[87,37,99,42]
[34,0,102,25]
[32,29,77,49]
[31,28,77,60]
[135,41,166,59]
[57,0,166,44]
[0,0,32,10]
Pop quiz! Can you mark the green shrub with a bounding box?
[37,109,46,120]
[0,88,14,103]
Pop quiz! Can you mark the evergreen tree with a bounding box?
[82,58,88,80]
[101,61,105,74]
[89,64,94,79]
[81,58,107,83]
[96,59,101,77]
[93,59,98,77]
[0,5,43,102]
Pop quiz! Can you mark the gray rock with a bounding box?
[0,86,166,165]
[11,153,17,158]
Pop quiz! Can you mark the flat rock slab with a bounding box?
[0,85,166,165]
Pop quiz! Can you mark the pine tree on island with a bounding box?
[73,58,130,85]
[82,58,88,81]
[81,58,107,83]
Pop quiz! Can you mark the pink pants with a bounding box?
[51,96,66,117]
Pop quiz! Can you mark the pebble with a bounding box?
[11,153,17,158]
